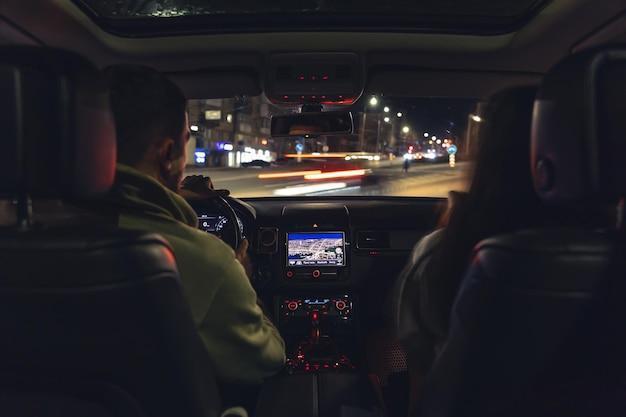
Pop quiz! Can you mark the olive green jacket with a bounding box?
[108,164,285,384]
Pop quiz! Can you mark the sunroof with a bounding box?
[75,0,548,36]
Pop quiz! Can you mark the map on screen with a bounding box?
[287,232,345,267]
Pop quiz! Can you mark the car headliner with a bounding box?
[0,0,625,99]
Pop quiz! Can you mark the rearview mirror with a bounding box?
[271,111,354,138]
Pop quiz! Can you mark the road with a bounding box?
[186,160,469,198]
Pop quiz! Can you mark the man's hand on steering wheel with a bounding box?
[179,175,230,200]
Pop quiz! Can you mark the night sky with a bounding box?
[365,97,478,141]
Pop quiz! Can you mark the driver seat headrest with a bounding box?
[531,46,626,206]
[0,46,115,200]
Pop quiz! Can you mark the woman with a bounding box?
[391,85,544,411]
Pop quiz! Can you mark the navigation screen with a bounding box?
[287,232,345,267]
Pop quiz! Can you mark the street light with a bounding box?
[432,136,437,141]
[436,139,442,144]
[384,117,390,123]
[423,132,429,137]
[383,106,390,113]
[361,96,379,152]
[402,126,410,134]
[471,114,482,122]
[397,112,403,118]
[190,125,199,132]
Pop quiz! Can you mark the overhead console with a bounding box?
[264,52,363,106]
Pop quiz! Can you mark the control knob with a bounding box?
[335,300,347,311]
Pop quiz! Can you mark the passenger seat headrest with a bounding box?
[0,46,115,199]
[532,46,626,205]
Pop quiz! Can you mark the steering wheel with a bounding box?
[214,195,242,250]
[190,195,242,250]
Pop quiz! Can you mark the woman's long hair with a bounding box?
[423,86,543,340]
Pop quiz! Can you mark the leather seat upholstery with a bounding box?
[419,47,626,417]
[0,46,220,417]
[0,46,115,200]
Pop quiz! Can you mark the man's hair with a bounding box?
[105,65,187,165]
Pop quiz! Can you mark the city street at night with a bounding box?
[182,95,476,199]
[186,160,468,198]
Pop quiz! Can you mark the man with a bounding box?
[104,65,285,386]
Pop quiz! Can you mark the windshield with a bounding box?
[184,96,479,198]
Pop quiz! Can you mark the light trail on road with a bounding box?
[304,169,368,180]
[186,161,469,198]
[258,170,322,179]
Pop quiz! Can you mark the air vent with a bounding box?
[357,231,390,249]
[257,227,279,254]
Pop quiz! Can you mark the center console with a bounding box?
[259,205,377,417]
[280,294,357,372]
[273,203,359,374]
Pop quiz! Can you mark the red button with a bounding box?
[312,270,321,278]
[311,311,319,321]
[286,271,294,278]
[287,301,298,311]
[335,300,347,311]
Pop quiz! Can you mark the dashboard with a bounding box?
[189,196,443,373]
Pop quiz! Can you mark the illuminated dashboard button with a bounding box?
[312,270,321,278]
[287,301,299,311]
[286,271,294,279]
[335,300,347,311]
